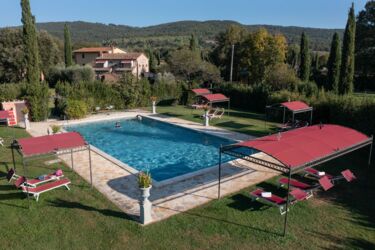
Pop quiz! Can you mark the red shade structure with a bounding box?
[266,100,313,125]
[11,132,94,205]
[191,88,211,96]
[0,110,10,120]
[218,124,373,236]
[201,93,230,115]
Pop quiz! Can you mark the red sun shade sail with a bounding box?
[17,132,87,157]
[191,88,211,95]
[0,111,10,119]
[280,101,311,112]
[202,93,229,102]
[238,124,370,168]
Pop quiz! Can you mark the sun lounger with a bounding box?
[250,188,288,214]
[278,177,315,198]
[303,167,333,179]
[7,168,64,187]
[289,189,310,201]
[210,108,225,119]
[21,178,71,201]
[201,108,217,118]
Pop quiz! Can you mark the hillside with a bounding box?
[35,20,343,51]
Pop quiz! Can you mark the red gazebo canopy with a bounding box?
[17,132,87,157]
[191,88,211,95]
[237,124,371,169]
[280,101,311,112]
[202,93,229,103]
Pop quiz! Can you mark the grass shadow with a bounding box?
[227,193,269,212]
[48,198,137,222]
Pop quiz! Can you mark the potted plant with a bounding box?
[150,96,157,114]
[51,124,61,134]
[137,171,153,224]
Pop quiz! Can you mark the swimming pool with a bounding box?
[65,117,236,182]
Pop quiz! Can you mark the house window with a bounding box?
[82,53,85,59]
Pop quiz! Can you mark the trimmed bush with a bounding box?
[64,99,88,119]
[47,65,95,86]
[25,82,50,121]
[0,83,26,101]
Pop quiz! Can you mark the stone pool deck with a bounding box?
[28,110,281,224]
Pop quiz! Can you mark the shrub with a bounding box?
[51,124,61,134]
[64,99,88,119]
[25,82,50,121]
[47,65,95,86]
[152,72,183,104]
[265,63,299,90]
[0,83,27,102]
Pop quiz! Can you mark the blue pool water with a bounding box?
[65,117,236,181]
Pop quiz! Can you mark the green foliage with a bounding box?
[64,99,88,119]
[114,74,152,108]
[0,83,27,101]
[25,82,49,121]
[152,72,184,104]
[168,48,220,82]
[21,0,41,83]
[64,24,73,67]
[0,28,63,83]
[146,48,157,73]
[355,1,375,90]
[189,34,199,51]
[137,171,152,188]
[299,32,310,81]
[327,33,341,92]
[47,65,94,86]
[265,63,299,90]
[339,3,356,95]
[55,80,123,112]
[51,124,61,134]
[216,82,270,112]
[270,90,375,136]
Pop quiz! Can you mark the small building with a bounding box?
[94,53,149,79]
[73,47,126,66]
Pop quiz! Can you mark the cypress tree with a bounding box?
[21,0,40,83]
[327,32,341,93]
[339,3,356,94]
[189,34,199,52]
[64,24,73,67]
[299,32,310,81]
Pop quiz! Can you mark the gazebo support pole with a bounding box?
[310,110,313,125]
[228,100,230,116]
[218,147,222,199]
[70,149,74,171]
[283,169,292,236]
[11,144,16,170]
[368,136,373,167]
[283,107,286,124]
[88,145,93,188]
[22,158,30,207]
[292,112,295,124]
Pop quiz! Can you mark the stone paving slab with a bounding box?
[28,110,280,224]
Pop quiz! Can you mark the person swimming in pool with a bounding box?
[115,121,121,128]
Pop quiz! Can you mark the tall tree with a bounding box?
[299,32,310,81]
[339,3,356,94]
[189,34,199,52]
[64,24,73,67]
[355,1,375,82]
[327,32,341,92]
[21,0,40,83]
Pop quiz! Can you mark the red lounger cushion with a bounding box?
[251,189,285,205]
[22,178,70,194]
[279,177,311,190]
[290,189,308,201]
[319,176,334,191]
[341,169,356,182]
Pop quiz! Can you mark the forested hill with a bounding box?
[35,20,343,51]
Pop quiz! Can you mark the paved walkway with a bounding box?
[28,110,280,224]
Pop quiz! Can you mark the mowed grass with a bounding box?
[148,105,279,136]
[1,109,375,249]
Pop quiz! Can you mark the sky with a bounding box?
[0,0,369,29]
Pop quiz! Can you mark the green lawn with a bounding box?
[1,108,374,249]
[148,105,278,136]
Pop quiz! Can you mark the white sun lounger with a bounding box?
[21,178,71,202]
